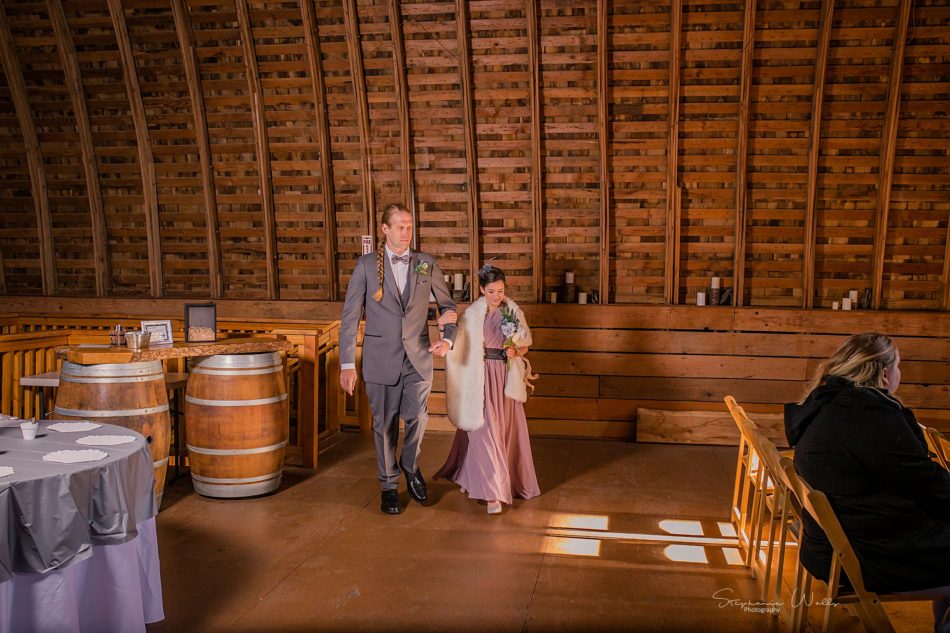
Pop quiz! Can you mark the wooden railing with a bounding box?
[0,318,342,467]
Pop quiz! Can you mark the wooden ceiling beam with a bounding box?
[171,0,222,299]
[526,0,543,302]
[107,0,162,297]
[342,0,377,246]
[664,0,683,305]
[236,0,278,299]
[596,0,610,304]
[0,4,55,295]
[871,0,912,310]
[301,0,338,300]
[455,0,480,287]
[48,0,109,296]
[803,0,834,309]
[388,0,416,250]
[733,0,757,307]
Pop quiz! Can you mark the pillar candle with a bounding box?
[549,292,558,303]
[565,271,575,284]
[849,290,859,305]
[454,273,464,290]
[578,292,588,304]
[832,301,840,310]
[842,297,852,310]
[697,292,706,306]
[711,276,721,289]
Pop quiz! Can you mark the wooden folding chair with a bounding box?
[921,424,949,471]
[781,460,942,633]
[725,395,767,571]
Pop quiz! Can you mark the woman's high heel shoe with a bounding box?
[487,500,502,515]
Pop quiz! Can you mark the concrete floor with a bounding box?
[147,432,931,633]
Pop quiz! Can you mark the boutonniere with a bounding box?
[414,261,430,276]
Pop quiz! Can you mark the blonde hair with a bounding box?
[372,204,411,302]
[799,332,899,403]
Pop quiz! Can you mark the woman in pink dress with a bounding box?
[435,264,541,514]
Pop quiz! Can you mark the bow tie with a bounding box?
[390,253,411,265]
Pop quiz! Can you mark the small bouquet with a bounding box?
[499,304,524,356]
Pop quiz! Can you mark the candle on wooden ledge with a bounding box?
[549,292,558,304]
[849,290,859,306]
[578,292,588,304]
[832,301,840,310]
[565,271,575,284]
[711,276,721,289]
[697,292,706,306]
[454,273,464,290]
[842,297,852,310]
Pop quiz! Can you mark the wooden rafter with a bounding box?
[664,0,683,304]
[455,0,480,287]
[301,0,339,300]
[733,0,757,307]
[388,0,416,249]
[0,4,55,295]
[236,0,278,299]
[342,0,377,245]
[171,0,222,299]
[107,0,162,297]
[526,0,543,302]
[596,0,610,304]
[48,0,109,296]
[871,0,912,310]
[803,0,834,309]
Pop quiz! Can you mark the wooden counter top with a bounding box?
[56,337,294,364]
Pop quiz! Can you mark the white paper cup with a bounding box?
[20,422,38,440]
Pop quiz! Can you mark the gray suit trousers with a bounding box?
[365,353,432,490]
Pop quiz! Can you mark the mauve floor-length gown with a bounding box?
[435,308,541,505]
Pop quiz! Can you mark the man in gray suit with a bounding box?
[339,204,458,514]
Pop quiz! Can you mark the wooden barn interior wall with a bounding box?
[0,0,945,308]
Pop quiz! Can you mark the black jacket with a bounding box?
[784,376,950,593]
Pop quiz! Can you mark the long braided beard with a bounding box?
[372,236,387,302]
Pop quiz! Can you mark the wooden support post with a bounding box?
[526,0,543,302]
[0,5,55,295]
[733,0,757,307]
[388,0,417,249]
[871,0,912,310]
[48,0,110,296]
[107,0,162,297]
[236,0,279,299]
[664,0,683,305]
[455,0,480,287]
[297,334,319,468]
[943,224,950,311]
[171,0,222,299]
[596,0,610,304]
[342,0,377,245]
[803,0,833,309]
[301,0,339,300]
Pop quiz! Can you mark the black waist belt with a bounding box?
[484,347,507,361]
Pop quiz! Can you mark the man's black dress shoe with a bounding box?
[400,461,428,503]
[381,489,401,514]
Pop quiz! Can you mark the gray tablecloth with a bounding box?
[0,417,156,583]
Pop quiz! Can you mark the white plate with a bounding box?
[0,466,13,478]
[76,435,136,447]
[47,421,102,433]
[43,449,109,464]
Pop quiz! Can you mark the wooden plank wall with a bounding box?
[0,0,945,308]
[3,298,948,440]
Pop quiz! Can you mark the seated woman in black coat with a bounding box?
[784,333,950,633]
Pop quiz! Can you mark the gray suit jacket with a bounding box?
[340,250,457,386]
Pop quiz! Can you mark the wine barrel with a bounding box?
[184,352,288,498]
[54,361,171,507]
